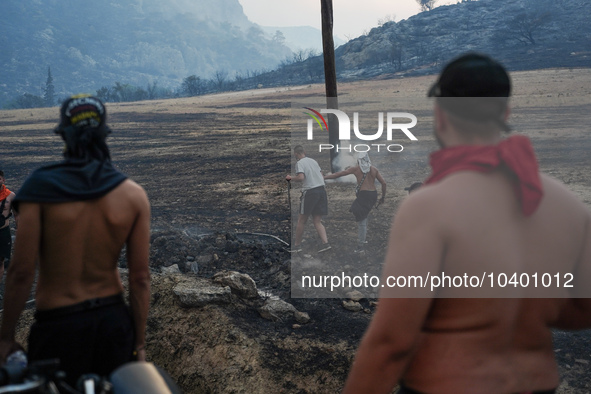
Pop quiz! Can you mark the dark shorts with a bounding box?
[350,190,378,222]
[397,383,556,394]
[0,226,11,265]
[300,186,328,216]
[28,293,135,386]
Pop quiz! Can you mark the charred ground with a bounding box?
[1,72,591,393]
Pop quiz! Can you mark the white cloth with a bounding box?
[295,157,325,191]
[358,152,371,174]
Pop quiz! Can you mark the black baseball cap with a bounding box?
[428,52,511,98]
[428,53,511,131]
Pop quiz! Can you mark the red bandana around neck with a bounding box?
[0,185,11,201]
[424,135,543,216]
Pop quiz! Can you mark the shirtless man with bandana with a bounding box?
[0,95,151,387]
[324,152,386,253]
[343,53,591,394]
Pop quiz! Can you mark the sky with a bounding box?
[238,0,458,40]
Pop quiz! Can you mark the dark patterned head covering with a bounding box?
[55,94,112,161]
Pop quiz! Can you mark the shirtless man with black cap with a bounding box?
[0,95,151,386]
[343,53,591,393]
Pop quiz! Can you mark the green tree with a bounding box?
[416,0,436,12]
[43,66,55,107]
[247,26,265,41]
[8,93,45,109]
[96,86,112,102]
[213,70,228,92]
[112,82,137,102]
[182,75,203,96]
[147,82,158,100]
[273,30,286,45]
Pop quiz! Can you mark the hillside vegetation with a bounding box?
[263,0,591,85]
[2,0,590,109]
[0,0,291,107]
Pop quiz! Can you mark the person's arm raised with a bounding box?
[324,167,355,180]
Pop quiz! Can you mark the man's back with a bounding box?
[0,95,151,385]
[350,166,382,192]
[296,156,325,190]
[34,179,149,310]
[343,52,591,394]
[397,168,591,392]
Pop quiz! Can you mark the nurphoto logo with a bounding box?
[303,107,418,153]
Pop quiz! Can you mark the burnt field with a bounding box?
[1,69,591,393]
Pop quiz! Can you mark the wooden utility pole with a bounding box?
[320,0,340,172]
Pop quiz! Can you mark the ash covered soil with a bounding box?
[2,70,591,393]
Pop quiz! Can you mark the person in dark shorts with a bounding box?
[286,145,331,253]
[0,170,17,284]
[0,95,151,387]
[324,152,386,253]
[28,294,134,383]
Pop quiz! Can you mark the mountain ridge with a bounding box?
[2,0,590,108]
[258,0,591,87]
[0,0,291,107]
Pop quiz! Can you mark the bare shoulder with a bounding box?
[401,180,455,209]
[112,179,150,207]
[392,183,449,226]
[541,173,584,197]
[345,166,359,175]
[539,173,591,215]
[393,178,482,243]
[119,179,147,195]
